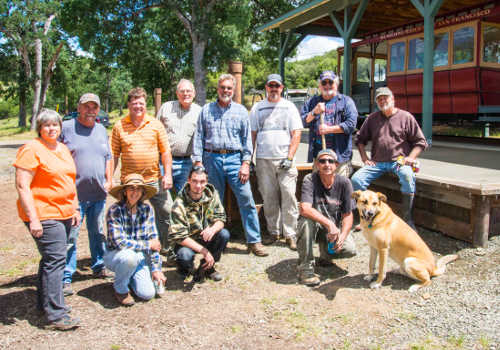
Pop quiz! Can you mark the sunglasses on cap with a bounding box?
[321,80,334,86]
[318,158,335,164]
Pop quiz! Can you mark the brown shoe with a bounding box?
[262,235,279,246]
[286,236,297,251]
[248,242,269,257]
[114,291,135,306]
[299,273,320,286]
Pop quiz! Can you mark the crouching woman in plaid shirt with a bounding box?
[104,174,166,306]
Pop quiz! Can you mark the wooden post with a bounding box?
[472,195,490,247]
[154,88,162,116]
[228,61,243,104]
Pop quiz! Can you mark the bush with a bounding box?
[0,99,19,119]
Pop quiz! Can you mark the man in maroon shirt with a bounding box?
[351,87,427,228]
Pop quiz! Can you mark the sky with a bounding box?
[292,35,344,61]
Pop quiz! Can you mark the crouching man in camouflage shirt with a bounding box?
[169,165,229,282]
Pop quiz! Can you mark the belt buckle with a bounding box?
[220,149,227,154]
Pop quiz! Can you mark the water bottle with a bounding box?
[154,280,165,296]
[327,241,336,254]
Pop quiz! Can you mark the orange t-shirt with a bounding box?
[14,138,77,222]
[111,114,170,183]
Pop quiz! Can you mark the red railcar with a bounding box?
[337,2,500,120]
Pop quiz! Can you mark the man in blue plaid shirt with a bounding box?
[104,174,166,306]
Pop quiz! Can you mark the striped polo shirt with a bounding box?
[111,114,170,183]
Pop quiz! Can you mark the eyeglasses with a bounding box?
[192,165,206,172]
[318,158,335,164]
[321,80,334,86]
[219,85,233,91]
[267,83,281,89]
[178,89,193,94]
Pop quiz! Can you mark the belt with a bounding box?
[172,155,191,160]
[204,149,239,154]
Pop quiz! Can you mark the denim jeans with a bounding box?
[103,249,155,300]
[203,151,261,244]
[256,158,298,238]
[175,228,230,277]
[32,219,72,322]
[148,181,173,250]
[351,162,416,194]
[63,200,106,283]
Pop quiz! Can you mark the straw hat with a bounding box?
[109,174,157,201]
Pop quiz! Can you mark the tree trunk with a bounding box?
[192,37,207,105]
[18,61,27,128]
[30,38,43,130]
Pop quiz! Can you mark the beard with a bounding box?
[322,89,335,98]
[266,91,280,101]
[377,99,395,113]
[219,94,233,104]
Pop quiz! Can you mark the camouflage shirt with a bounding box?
[169,183,226,244]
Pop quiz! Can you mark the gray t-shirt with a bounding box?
[300,172,353,226]
[60,118,111,202]
[250,98,303,159]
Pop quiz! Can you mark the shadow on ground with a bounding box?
[0,288,45,328]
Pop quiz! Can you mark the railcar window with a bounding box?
[453,26,475,64]
[434,32,449,66]
[357,57,370,82]
[390,41,405,72]
[483,24,500,63]
[374,59,386,81]
[408,37,424,70]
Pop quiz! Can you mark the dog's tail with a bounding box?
[433,254,458,276]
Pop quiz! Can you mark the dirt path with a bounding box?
[0,142,498,349]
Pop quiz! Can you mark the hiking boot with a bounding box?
[299,273,320,286]
[46,315,80,331]
[206,268,223,282]
[63,283,74,297]
[94,268,113,279]
[193,264,206,283]
[262,235,279,245]
[248,242,269,257]
[114,291,135,306]
[286,236,297,251]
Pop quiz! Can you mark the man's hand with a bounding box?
[318,123,331,135]
[239,162,250,184]
[326,220,340,242]
[72,211,81,227]
[29,219,43,238]
[200,226,216,242]
[363,158,376,166]
[403,156,416,166]
[162,174,173,190]
[152,270,167,284]
[201,248,215,269]
[313,102,325,115]
[334,234,346,251]
[103,181,112,192]
[279,158,292,170]
[149,239,162,252]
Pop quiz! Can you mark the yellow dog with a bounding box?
[352,190,457,292]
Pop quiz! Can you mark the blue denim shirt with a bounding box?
[300,94,358,163]
[193,100,252,163]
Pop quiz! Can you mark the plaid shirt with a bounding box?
[193,100,252,162]
[106,201,162,271]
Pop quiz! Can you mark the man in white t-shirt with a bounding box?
[251,74,303,250]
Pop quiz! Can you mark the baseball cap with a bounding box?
[374,87,393,100]
[266,74,283,85]
[79,93,101,107]
[319,70,337,82]
[316,149,338,162]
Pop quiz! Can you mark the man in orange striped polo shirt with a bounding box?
[111,87,174,256]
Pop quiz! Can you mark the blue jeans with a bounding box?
[63,200,106,284]
[103,249,155,300]
[175,228,230,276]
[203,152,261,244]
[351,162,416,194]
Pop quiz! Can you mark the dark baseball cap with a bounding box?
[266,74,283,85]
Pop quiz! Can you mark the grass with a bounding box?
[433,124,500,138]
[0,257,38,277]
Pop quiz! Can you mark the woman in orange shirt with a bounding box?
[14,109,81,331]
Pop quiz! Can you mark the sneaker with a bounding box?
[262,235,279,245]
[206,268,223,282]
[248,242,269,257]
[46,315,80,331]
[299,274,320,286]
[63,283,74,297]
[94,268,113,279]
[286,236,297,251]
[114,291,135,306]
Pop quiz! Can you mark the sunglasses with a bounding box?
[192,165,206,172]
[318,158,335,164]
[321,80,334,86]
[267,83,281,88]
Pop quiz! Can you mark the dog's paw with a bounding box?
[364,274,376,282]
[369,281,382,289]
[408,284,422,293]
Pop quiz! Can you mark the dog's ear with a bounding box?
[352,190,361,200]
[377,192,387,203]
